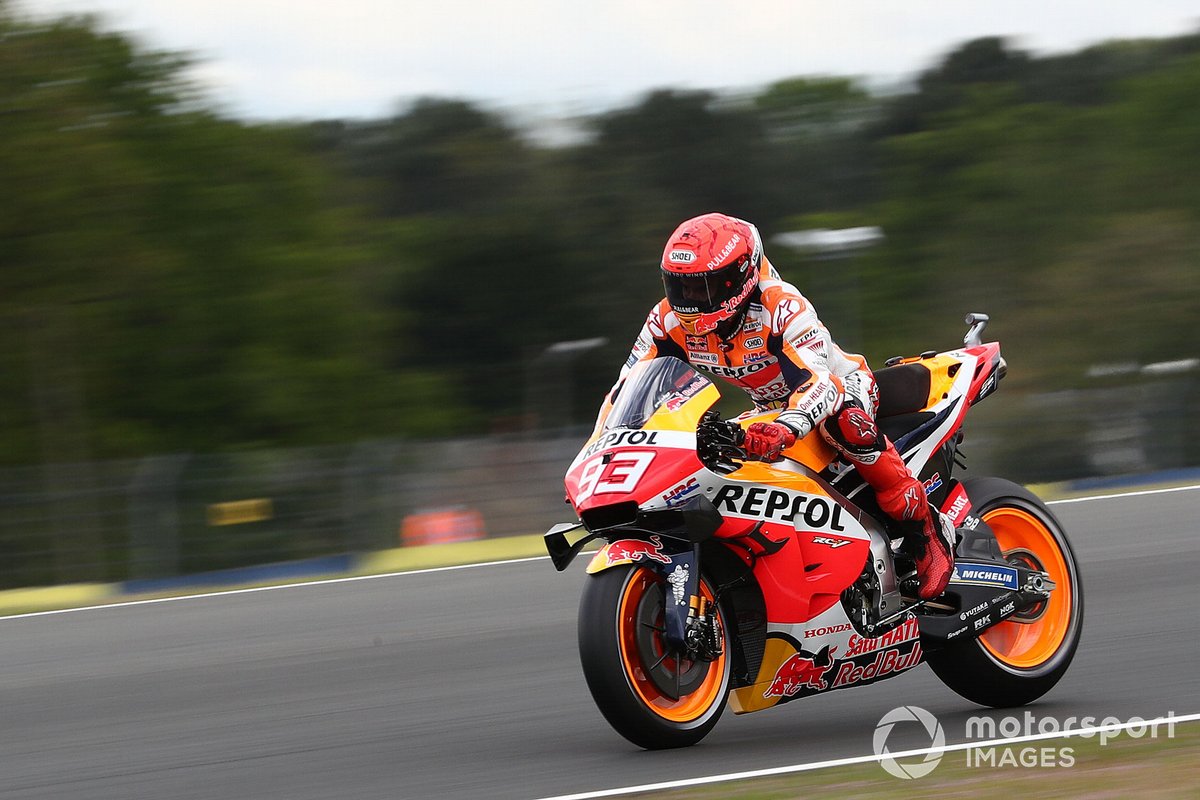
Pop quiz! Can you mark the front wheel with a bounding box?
[927,477,1084,707]
[578,565,730,749]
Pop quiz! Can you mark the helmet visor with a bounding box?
[662,257,751,316]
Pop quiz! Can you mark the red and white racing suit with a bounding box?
[601,259,955,598]
[605,260,876,439]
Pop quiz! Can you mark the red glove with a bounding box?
[743,422,796,461]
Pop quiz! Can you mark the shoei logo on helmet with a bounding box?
[707,234,742,269]
[668,250,695,264]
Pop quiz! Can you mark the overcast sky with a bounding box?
[17,1,1200,120]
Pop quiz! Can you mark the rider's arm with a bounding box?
[591,303,687,434]
[770,302,865,439]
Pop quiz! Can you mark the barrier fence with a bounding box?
[0,435,584,590]
[0,372,1195,590]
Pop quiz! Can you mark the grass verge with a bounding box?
[628,720,1199,799]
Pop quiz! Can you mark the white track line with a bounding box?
[534,713,1200,800]
[1047,483,1200,504]
[0,556,549,621]
[3,483,1197,621]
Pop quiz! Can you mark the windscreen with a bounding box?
[604,357,713,431]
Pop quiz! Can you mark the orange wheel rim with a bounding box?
[617,568,727,723]
[979,507,1073,669]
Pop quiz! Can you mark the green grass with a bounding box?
[627,722,1199,799]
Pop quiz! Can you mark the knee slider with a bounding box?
[820,401,882,458]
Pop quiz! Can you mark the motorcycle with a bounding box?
[544,313,1083,749]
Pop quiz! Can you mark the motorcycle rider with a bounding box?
[599,212,955,600]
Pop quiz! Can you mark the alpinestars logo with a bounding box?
[900,485,925,519]
[841,407,877,445]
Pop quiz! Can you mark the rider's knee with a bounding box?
[820,401,883,459]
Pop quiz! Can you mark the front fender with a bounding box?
[585,536,680,574]
[586,536,698,649]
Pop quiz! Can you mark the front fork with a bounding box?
[601,541,722,663]
[661,544,721,661]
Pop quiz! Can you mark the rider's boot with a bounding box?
[873,475,957,600]
[821,404,955,600]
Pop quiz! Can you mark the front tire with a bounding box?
[578,565,730,749]
[927,477,1083,707]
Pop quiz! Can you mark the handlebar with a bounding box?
[696,411,753,474]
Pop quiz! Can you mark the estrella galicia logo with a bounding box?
[873,705,945,779]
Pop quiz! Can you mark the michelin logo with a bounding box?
[950,563,1019,590]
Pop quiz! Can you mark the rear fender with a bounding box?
[964,342,1003,407]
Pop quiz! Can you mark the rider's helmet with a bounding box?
[661,213,762,338]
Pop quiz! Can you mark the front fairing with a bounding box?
[566,358,720,515]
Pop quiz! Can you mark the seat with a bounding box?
[874,362,930,418]
[873,363,938,449]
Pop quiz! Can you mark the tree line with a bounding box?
[2,4,1198,476]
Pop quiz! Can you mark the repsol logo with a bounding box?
[704,361,771,379]
[713,485,846,530]
[581,429,659,459]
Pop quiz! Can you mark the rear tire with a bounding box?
[927,477,1083,707]
[578,565,730,749]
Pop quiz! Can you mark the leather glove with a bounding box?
[743,422,796,461]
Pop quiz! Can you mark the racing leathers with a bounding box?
[600,259,955,600]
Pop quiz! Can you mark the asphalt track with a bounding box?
[0,487,1196,800]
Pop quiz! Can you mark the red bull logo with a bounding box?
[763,646,836,698]
[830,642,923,688]
[604,536,672,567]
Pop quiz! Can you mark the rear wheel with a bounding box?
[578,565,730,749]
[927,477,1083,707]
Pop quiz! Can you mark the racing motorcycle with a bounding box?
[545,313,1083,749]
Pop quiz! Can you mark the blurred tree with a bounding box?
[753,76,880,213]
[0,9,459,464]
[588,89,774,224]
[876,37,1031,138]
[320,98,535,218]
[865,43,1200,384]
[2,3,1199,480]
[384,216,586,417]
